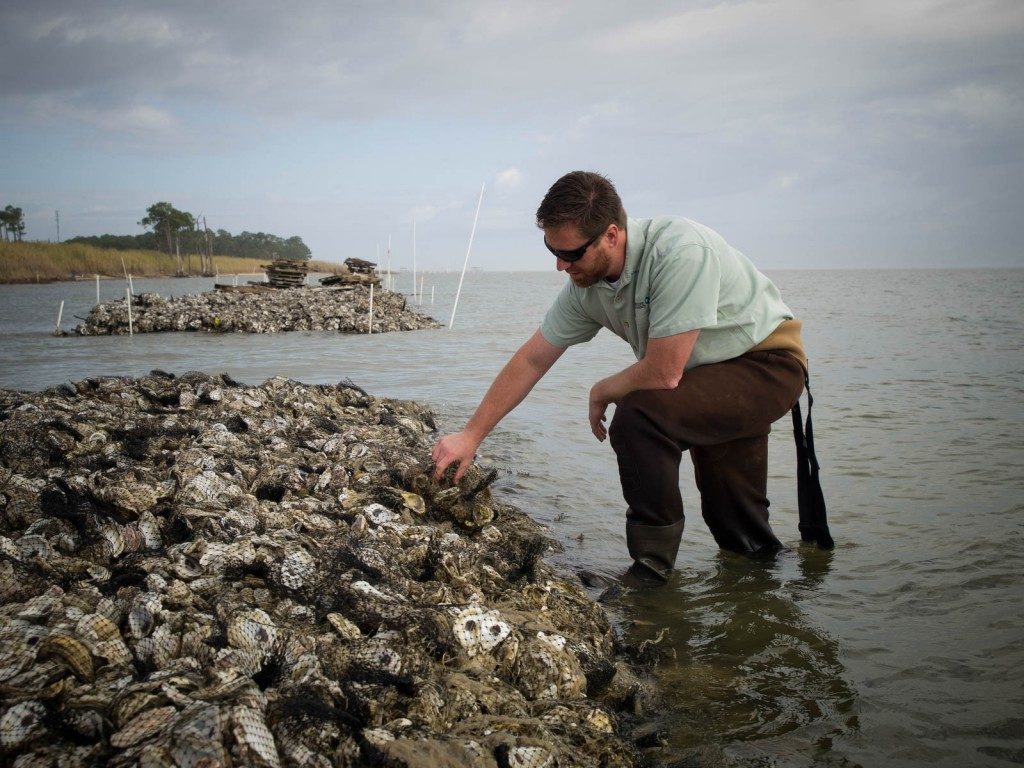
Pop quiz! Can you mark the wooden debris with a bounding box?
[319,258,380,287]
[261,258,309,288]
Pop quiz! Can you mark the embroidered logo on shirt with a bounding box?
[634,295,651,310]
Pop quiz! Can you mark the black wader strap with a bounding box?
[792,371,834,549]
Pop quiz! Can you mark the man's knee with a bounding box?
[608,391,652,451]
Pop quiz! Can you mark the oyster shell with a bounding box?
[73,286,441,336]
[0,373,646,767]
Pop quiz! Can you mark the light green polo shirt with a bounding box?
[540,216,794,369]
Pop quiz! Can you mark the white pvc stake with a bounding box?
[126,288,134,336]
[95,274,100,304]
[55,300,64,334]
[449,182,485,329]
[128,273,134,296]
[431,285,435,305]
[368,283,374,335]
[412,216,417,300]
[233,274,238,286]
[419,275,425,304]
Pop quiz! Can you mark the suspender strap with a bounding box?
[791,371,834,549]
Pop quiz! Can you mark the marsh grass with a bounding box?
[0,241,342,283]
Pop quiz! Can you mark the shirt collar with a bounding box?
[618,217,642,288]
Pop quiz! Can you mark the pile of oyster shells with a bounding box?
[72,287,440,335]
[0,373,651,767]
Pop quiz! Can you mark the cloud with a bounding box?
[32,11,185,46]
[1,0,1021,266]
[412,201,462,223]
[19,96,183,143]
[494,168,524,190]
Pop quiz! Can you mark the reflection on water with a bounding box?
[611,546,856,766]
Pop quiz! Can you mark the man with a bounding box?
[432,171,811,585]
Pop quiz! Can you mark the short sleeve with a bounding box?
[540,284,601,348]
[647,244,720,338]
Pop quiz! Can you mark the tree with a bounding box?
[139,202,192,254]
[1,205,25,242]
[282,235,312,261]
[67,218,314,263]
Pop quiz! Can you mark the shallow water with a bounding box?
[2,268,1022,766]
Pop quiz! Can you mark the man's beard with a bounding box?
[566,250,609,287]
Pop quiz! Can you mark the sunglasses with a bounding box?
[543,230,602,263]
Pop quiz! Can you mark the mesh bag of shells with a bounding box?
[71,287,441,335]
[0,372,654,767]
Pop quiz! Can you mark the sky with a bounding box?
[1,0,1022,270]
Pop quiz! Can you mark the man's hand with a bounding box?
[585,330,701,442]
[431,330,565,483]
[432,431,482,483]
[589,383,610,442]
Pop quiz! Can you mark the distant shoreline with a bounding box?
[0,241,343,285]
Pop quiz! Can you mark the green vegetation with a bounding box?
[1,205,27,242]
[68,200,313,264]
[72,228,313,262]
[0,199,322,282]
[0,241,340,284]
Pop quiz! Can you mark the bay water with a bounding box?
[1,268,1022,766]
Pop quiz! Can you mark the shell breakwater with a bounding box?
[71,286,440,335]
[0,373,660,767]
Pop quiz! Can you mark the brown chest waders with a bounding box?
[608,350,832,581]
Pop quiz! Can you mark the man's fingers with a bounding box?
[433,455,449,480]
[433,443,456,480]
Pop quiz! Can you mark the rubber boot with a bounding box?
[621,519,685,587]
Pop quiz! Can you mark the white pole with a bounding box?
[419,275,424,305]
[233,274,238,286]
[126,288,134,336]
[368,283,374,335]
[55,300,64,334]
[431,285,435,305]
[412,216,417,300]
[128,273,134,296]
[449,182,485,329]
[95,274,100,304]
[387,234,392,292]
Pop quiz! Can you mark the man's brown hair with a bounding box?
[535,171,627,238]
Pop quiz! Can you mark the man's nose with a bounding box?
[556,257,570,272]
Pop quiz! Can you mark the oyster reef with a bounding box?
[0,373,655,767]
[71,286,440,335]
